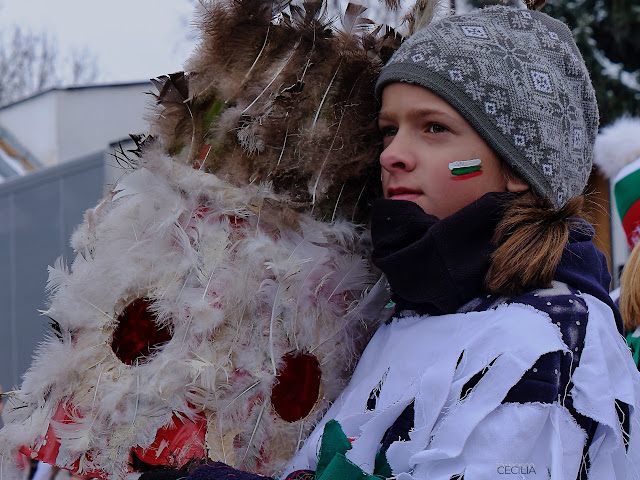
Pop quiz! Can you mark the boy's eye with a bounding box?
[379,126,397,138]
[427,123,448,134]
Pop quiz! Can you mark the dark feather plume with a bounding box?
[148,0,403,224]
[341,4,374,35]
[149,72,194,156]
[524,0,548,9]
[45,315,63,341]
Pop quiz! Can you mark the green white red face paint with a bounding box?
[449,159,483,180]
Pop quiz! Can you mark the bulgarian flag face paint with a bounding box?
[449,159,483,180]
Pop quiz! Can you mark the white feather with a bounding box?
[594,116,640,179]
[46,256,70,296]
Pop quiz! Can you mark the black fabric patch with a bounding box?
[617,399,631,452]
[367,369,389,411]
[455,350,465,370]
[380,400,415,452]
[186,463,275,480]
[459,356,500,402]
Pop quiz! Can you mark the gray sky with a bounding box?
[0,0,199,83]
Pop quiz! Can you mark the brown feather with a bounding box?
[405,0,444,36]
[378,0,401,10]
[342,4,374,35]
[524,0,549,10]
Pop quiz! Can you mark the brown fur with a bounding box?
[146,0,401,223]
[620,243,640,331]
[486,193,587,296]
[524,0,549,10]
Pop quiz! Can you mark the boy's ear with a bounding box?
[501,162,530,193]
[506,177,530,193]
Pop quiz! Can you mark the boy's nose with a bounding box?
[379,135,416,173]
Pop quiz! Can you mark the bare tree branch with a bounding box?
[0,26,99,106]
[70,48,99,85]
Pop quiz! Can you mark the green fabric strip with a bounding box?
[451,165,482,176]
[627,332,640,367]
[320,454,373,480]
[374,450,392,478]
[315,420,390,480]
[614,169,640,218]
[202,99,226,129]
[316,420,353,478]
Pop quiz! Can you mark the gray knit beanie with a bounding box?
[375,6,599,209]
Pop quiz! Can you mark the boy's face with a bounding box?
[378,83,510,219]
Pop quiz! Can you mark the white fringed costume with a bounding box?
[286,294,640,479]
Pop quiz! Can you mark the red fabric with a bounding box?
[194,144,212,170]
[20,401,107,479]
[622,199,640,248]
[21,400,206,478]
[132,412,207,467]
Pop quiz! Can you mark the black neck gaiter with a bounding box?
[371,192,516,315]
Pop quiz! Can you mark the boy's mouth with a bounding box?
[387,187,421,200]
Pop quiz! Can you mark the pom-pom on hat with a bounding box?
[594,116,640,248]
[375,6,599,209]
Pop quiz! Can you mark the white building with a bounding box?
[0,82,151,181]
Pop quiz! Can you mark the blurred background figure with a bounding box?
[594,116,640,364]
[69,474,89,480]
[31,461,61,480]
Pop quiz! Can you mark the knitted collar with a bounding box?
[371,192,514,315]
